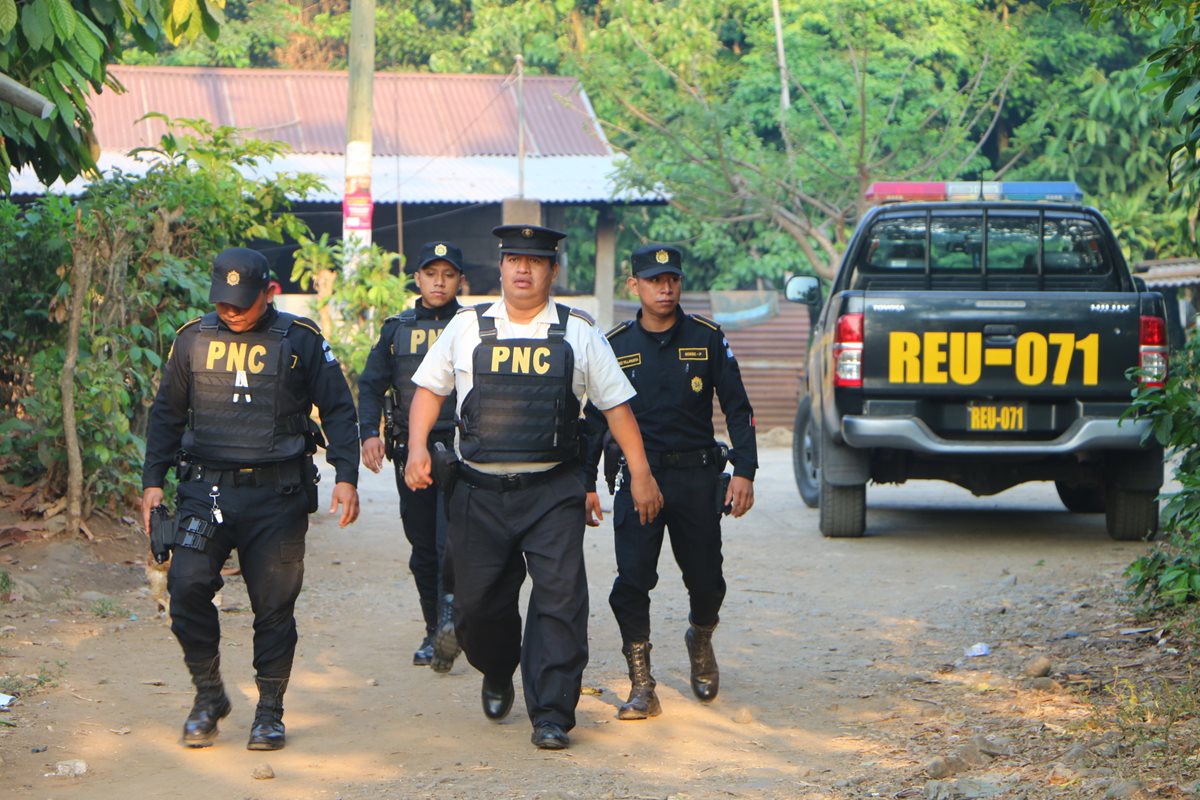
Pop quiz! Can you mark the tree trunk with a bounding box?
[62,214,94,539]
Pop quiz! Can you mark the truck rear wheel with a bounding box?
[819,475,865,538]
[1104,486,1159,541]
[1055,481,1105,514]
[793,396,819,508]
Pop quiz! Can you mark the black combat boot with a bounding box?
[685,619,720,702]
[430,593,461,674]
[182,655,232,748]
[617,641,662,720]
[412,635,435,666]
[246,676,288,751]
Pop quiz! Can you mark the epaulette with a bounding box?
[175,316,203,335]
[605,320,634,340]
[690,313,721,331]
[569,307,595,326]
[290,317,323,336]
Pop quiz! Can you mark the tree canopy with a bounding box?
[0,0,225,194]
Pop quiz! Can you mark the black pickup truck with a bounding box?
[787,182,1167,540]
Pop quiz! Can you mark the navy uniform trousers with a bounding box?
[609,463,726,645]
[393,462,453,630]
[168,476,308,679]
[448,469,588,731]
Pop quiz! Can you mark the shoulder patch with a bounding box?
[605,320,634,340]
[690,314,720,332]
[175,316,203,335]
[569,307,595,326]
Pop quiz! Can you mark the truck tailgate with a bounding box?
[860,291,1142,399]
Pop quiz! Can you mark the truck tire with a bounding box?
[819,475,865,538]
[793,396,820,508]
[1054,481,1105,514]
[1104,486,1159,541]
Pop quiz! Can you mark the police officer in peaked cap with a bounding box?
[141,247,361,751]
[583,243,757,721]
[404,224,664,750]
[358,241,465,672]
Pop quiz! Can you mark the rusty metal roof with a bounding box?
[613,292,810,431]
[96,65,611,157]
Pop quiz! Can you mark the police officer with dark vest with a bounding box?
[358,240,464,671]
[141,247,360,750]
[405,224,664,750]
[583,244,757,721]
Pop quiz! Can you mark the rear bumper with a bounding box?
[841,416,1152,456]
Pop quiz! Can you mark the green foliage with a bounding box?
[290,234,411,385]
[0,117,320,506]
[1125,332,1200,607]
[0,570,11,597]
[0,1,225,194]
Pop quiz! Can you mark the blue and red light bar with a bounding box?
[864,181,1083,204]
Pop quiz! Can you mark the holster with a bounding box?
[149,505,176,564]
[603,432,623,495]
[715,472,732,517]
[383,393,398,461]
[431,441,460,491]
[305,457,320,513]
[177,515,218,553]
[305,420,327,455]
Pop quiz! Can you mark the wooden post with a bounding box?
[594,206,617,329]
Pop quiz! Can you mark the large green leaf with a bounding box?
[0,0,17,36]
[47,0,76,41]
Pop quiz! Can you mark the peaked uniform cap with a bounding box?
[492,224,566,258]
[209,247,270,307]
[412,240,465,274]
[631,244,684,278]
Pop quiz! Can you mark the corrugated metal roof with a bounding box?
[613,292,810,431]
[96,65,610,157]
[9,152,659,204]
[1133,258,1200,288]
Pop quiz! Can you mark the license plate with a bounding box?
[966,401,1026,432]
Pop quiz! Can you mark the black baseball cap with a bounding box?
[209,247,271,307]
[492,224,566,258]
[411,240,465,274]
[631,244,683,278]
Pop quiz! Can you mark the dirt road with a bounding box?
[0,446,1178,798]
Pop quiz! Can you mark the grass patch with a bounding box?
[0,660,65,698]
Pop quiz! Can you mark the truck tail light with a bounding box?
[1139,315,1168,388]
[833,313,864,388]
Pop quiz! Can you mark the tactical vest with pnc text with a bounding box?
[185,312,308,464]
[389,309,455,438]
[458,303,579,464]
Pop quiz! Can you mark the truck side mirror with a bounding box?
[785,275,821,305]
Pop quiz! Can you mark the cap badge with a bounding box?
[691,376,703,393]
[521,228,534,239]
[434,243,447,256]
[226,271,241,286]
[655,249,670,264]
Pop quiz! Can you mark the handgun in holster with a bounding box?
[602,432,623,495]
[431,441,461,517]
[715,442,732,516]
[305,419,327,455]
[383,393,398,462]
[148,505,176,564]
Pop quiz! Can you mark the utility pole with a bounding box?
[516,54,525,199]
[342,0,376,272]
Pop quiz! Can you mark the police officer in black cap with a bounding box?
[405,224,663,750]
[583,243,757,721]
[141,247,361,751]
[358,240,464,671]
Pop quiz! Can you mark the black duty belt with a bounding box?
[179,459,305,488]
[644,446,726,469]
[458,460,577,493]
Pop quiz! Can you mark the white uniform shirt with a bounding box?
[411,299,635,474]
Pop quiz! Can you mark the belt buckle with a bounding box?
[663,453,679,467]
[236,467,257,487]
[499,474,521,491]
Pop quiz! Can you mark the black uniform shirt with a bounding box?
[141,306,360,489]
[585,306,757,483]
[357,298,461,441]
